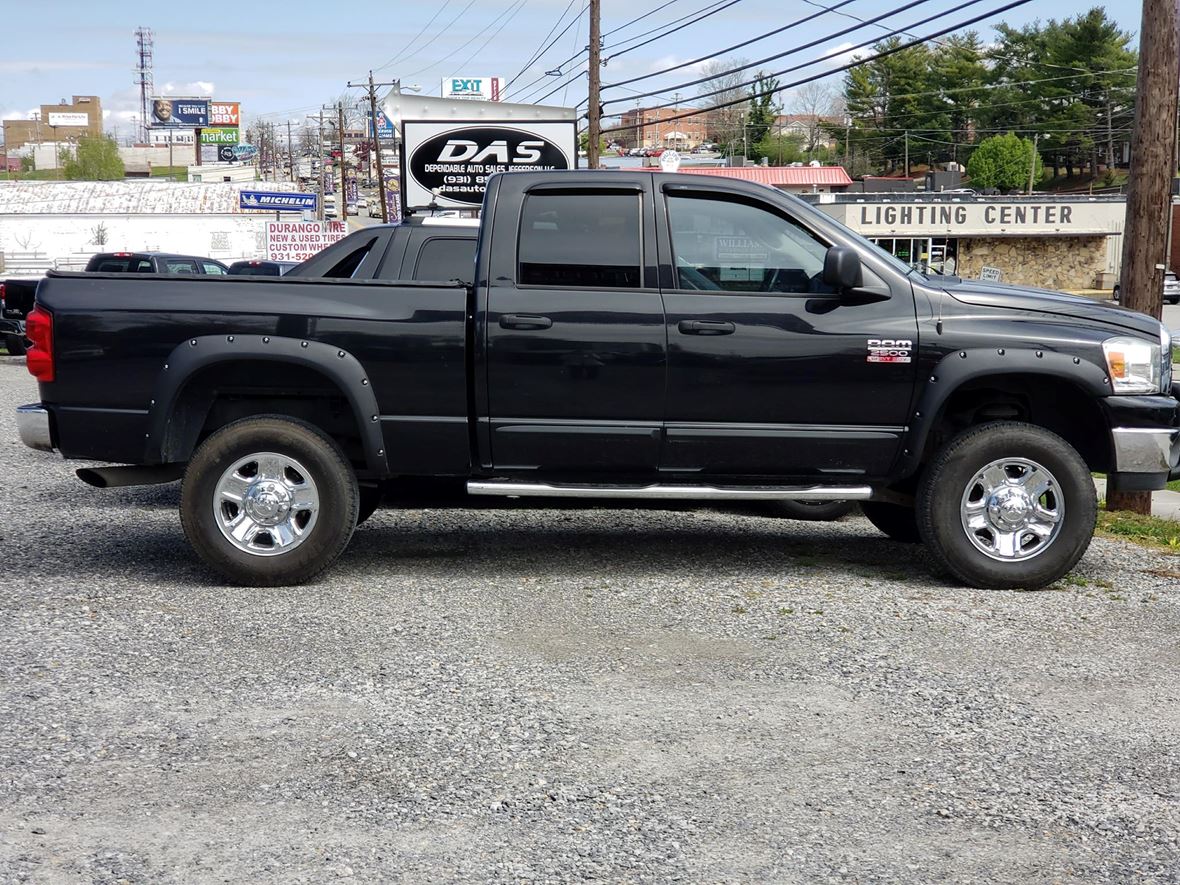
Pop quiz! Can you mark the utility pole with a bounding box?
[287,120,294,182]
[904,130,909,178]
[1027,133,1039,195]
[1109,0,1180,516]
[348,71,399,224]
[587,0,602,169]
[338,103,348,217]
[308,111,327,219]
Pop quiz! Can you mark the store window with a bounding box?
[871,236,959,275]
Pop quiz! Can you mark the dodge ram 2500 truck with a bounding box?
[16,172,1180,589]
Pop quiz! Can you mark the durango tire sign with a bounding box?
[403,121,575,210]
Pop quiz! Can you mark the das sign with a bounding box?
[403,121,574,209]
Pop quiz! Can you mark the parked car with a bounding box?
[0,279,34,355]
[346,204,359,216]
[16,172,1179,590]
[357,199,368,210]
[227,260,300,277]
[83,252,229,275]
[368,202,383,218]
[1113,271,1180,305]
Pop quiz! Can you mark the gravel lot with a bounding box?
[2,356,1180,883]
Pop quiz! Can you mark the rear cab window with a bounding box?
[413,237,477,283]
[517,192,641,288]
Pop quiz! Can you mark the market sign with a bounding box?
[201,127,239,145]
[403,121,574,209]
[265,221,348,261]
[151,97,209,128]
[241,190,319,212]
[210,102,240,127]
[47,112,89,127]
[441,76,504,101]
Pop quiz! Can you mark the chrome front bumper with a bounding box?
[16,404,54,453]
[1111,427,1180,475]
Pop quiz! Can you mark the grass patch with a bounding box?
[149,165,189,178]
[0,169,62,180]
[1096,509,1180,550]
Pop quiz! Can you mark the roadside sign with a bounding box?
[367,111,395,139]
[265,221,348,261]
[47,112,89,127]
[201,128,239,145]
[210,102,240,127]
[402,120,574,210]
[441,76,505,101]
[240,190,318,212]
[659,150,682,173]
[979,266,1003,282]
[150,97,209,128]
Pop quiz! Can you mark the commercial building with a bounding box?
[0,180,303,275]
[809,193,1126,290]
[618,106,711,150]
[3,96,103,154]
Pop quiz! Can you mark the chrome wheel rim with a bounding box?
[960,457,1064,562]
[213,452,319,557]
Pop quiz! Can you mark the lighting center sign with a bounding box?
[403,121,575,210]
[265,221,348,261]
[832,200,1125,237]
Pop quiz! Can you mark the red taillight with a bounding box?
[26,305,54,382]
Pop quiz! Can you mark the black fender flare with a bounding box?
[143,334,389,475]
[896,347,1111,475]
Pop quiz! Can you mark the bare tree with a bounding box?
[697,58,751,155]
[787,81,844,154]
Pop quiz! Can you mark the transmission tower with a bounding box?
[134,27,154,143]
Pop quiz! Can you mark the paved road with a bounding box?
[1,358,1179,882]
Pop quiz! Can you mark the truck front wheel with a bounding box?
[916,421,1095,589]
[180,415,359,586]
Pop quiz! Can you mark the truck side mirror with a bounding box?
[822,246,863,292]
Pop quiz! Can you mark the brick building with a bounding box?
[617,106,712,149]
[3,96,103,154]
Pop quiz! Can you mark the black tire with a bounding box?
[356,484,382,526]
[860,501,922,543]
[772,500,856,521]
[180,415,359,586]
[4,334,26,356]
[916,421,1096,590]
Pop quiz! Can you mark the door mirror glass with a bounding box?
[822,246,863,291]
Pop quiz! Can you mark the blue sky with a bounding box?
[0,0,1144,138]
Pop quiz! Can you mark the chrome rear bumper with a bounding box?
[16,404,54,453]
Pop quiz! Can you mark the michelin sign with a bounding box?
[239,190,318,212]
[441,76,505,101]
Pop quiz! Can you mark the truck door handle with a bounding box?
[500,313,553,330]
[678,320,735,336]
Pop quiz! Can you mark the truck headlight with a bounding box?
[1103,336,1161,394]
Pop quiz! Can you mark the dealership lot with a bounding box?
[1,357,1179,882]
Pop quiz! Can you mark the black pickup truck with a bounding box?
[16,171,1179,589]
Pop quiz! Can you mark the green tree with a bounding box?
[745,73,780,159]
[61,135,124,181]
[966,133,1043,191]
[754,133,807,165]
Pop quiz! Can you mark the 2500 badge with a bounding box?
[866,338,913,364]
[408,126,571,206]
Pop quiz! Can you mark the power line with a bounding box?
[505,0,583,89]
[389,0,479,75]
[603,0,746,62]
[373,0,455,73]
[600,0,1034,134]
[603,0,860,91]
[601,0,967,108]
[444,0,533,82]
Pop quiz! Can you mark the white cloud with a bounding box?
[0,60,114,73]
[646,54,712,76]
[2,108,41,121]
[823,42,860,69]
[159,81,216,97]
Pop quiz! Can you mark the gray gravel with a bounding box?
[2,356,1179,884]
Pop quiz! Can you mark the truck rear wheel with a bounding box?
[4,334,26,357]
[916,421,1095,589]
[180,415,359,586]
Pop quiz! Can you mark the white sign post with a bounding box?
[265,221,348,261]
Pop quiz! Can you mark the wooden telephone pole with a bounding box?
[586,0,602,169]
[1108,0,1180,514]
[337,102,348,218]
[348,71,400,224]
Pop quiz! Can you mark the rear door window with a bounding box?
[413,237,476,283]
[164,259,199,274]
[201,262,227,275]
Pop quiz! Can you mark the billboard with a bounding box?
[241,190,319,212]
[151,97,209,128]
[151,129,196,145]
[266,220,348,261]
[47,112,89,127]
[441,76,504,101]
[402,120,575,209]
[201,128,240,145]
[367,110,395,140]
[210,102,240,127]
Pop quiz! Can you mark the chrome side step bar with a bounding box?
[466,481,872,501]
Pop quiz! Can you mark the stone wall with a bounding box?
[957,236,1107,290]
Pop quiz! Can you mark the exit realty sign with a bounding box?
[441,76,504,101]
